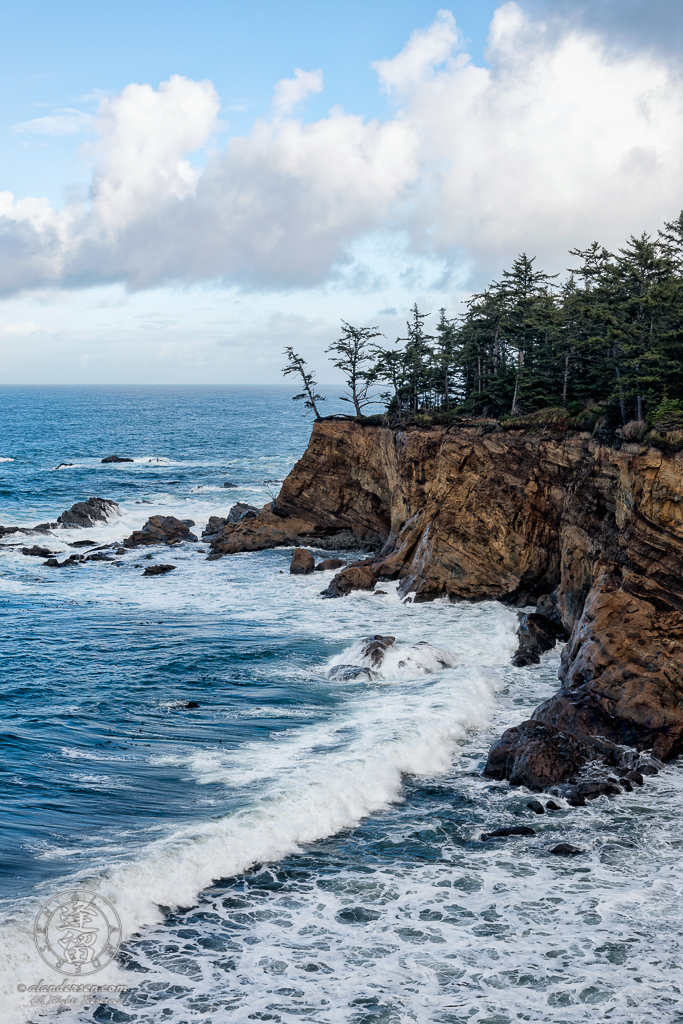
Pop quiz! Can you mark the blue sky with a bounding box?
[1,0,682,384]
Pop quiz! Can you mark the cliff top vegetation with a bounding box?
[283,211,683,451]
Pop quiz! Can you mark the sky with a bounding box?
[1,0,683,385]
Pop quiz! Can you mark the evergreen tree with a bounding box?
[282,348,325,420]
[326,322,382,417]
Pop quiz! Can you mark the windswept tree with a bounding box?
[326,321,382,417]
[282,348,325,420]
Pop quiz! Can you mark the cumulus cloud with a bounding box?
[272,68,324,115]
[2,3,683,296]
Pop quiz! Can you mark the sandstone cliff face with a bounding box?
[210,419,683,775]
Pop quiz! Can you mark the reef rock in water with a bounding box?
[327,634,457,681]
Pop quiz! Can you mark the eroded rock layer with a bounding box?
[209,419,683,779]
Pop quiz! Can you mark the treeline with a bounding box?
[284,213,683,428]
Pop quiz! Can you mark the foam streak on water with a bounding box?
[1,387,682,1024]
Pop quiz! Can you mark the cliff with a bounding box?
[210,419,683,789]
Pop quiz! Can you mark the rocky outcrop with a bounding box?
[315,557,346,572]
[207,418,683,783]
[58,497,121,528]
[124,515,197,547]
[142,563,176,576]
[101,454,133,463]
[290,548,315,574]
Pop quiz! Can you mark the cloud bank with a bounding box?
[2,2,683,297]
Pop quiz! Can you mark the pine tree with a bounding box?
[282,348,325,419]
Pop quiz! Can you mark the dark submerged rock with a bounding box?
[101,455,134,463]
[185,701,200,709]
[550,843,583,856]
[58,497,121,528]
[290,548,315,574]
[124,516,198,547]
[315,558,346,572]
[527,800,545,815]
[545,800,562,811]
[481,826,536,841]
[142,564,176,576]
[223,481,238,488]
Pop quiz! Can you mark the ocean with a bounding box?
[1,386,681,1024]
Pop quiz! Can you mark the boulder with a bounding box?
[101,455,134,463]
[123,516,198,548]
[321,564,377,598]
[227,502,259,523]
[327,665,381,682]
[223,481,238,488]
[527,800,545,814]
[315,558,346,572]
[483,719,597,790]
[57,497,121,528]
[142,564,176,576]
[512,612,566,667]
[290,548,315,574]
[202,516,229,538]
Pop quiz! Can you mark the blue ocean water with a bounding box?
[1,387,682,1024]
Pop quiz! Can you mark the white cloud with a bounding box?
[2,4,683,297]
[0,320,41,335]
[11,109,94,137]
[272,68,324,115]
[373,9,462,94]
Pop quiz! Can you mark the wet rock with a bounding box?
[527,800,545,814]
[101,455,134,463]
[359,635,396,667]
[22,546,56,558]
[142,564,176,576]
[223,481,238,488]
[115,547,126,554]
[373,590,388,596]
[58,497,121,529]
[481,826,536,841]
[545,800,562,811]
[484,720,596,790]
[0,525,20,538]
[321,564,377,598]
[290,548,315,574]
[123,516,198,548]
[185,701,200,709]
[512,612,566,667]
[315,558,346,572]
[202,516,229,538]
[69,539,97,548]
[227,502,259,523]
[55,463,73,469]
[550,843,583,856]
[44,558,60,567]
[327,665,380,682]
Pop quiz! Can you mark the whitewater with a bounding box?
[1,386,681,1024]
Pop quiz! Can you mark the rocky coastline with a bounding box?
[208,417,683,798]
